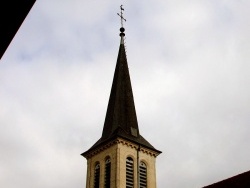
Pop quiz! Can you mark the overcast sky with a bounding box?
[1,0,250,187]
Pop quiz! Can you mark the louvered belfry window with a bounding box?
[94,163,100,188]
[104,157,111,188]
[139,161,147,188]
[126,157,134,188]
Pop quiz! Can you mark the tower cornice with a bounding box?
[82,137,161,159]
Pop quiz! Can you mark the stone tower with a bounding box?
[81,9,161,188]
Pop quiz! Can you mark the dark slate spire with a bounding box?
[101,27,140,139]
[82,8,161,156]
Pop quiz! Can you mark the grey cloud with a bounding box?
[1,0,250,188]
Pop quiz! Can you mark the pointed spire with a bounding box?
[101,26,139,140]
[82,6,161,156]
[99,5,139,140]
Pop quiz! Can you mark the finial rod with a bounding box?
[117,5,126,28]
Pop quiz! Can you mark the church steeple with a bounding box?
[102,26,140,139]
[103,25,136,134]
[81,6,161,188]
[82,16,160,156]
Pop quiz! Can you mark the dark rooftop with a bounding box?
[203,170,250,188]
[0,0,36,59]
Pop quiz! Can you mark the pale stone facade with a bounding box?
[85,138,159,188]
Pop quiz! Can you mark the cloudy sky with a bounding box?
[1,0,250,187]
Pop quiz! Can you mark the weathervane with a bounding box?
[117,5,126,28]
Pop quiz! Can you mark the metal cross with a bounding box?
[117,5,126,27]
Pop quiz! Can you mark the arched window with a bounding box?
[104,157,111,188]
[139,161,147,188]
[126,157,134,188]
[94,162,100,188]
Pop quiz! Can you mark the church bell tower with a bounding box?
[81,6,161,188]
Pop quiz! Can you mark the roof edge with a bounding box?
[81,136,162,159]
